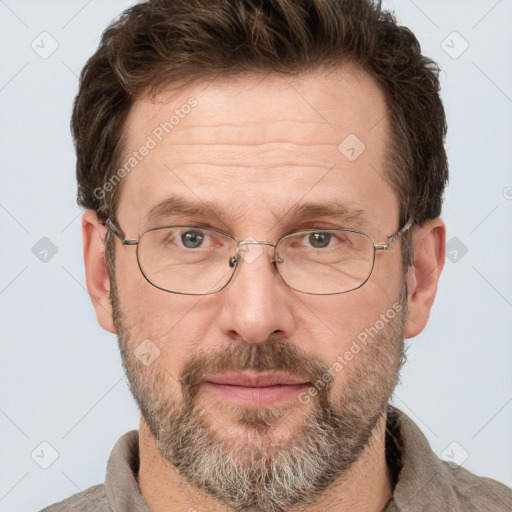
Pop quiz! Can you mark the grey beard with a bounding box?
[112,282,407,512]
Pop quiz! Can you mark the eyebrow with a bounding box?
[145,195,367,229]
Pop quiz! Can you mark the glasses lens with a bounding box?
[276,229,375,294]
[137,226,236,294]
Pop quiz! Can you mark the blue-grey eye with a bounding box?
[308,232,331,249]
[181,230,205,248]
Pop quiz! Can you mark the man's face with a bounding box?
[111,67,407,510]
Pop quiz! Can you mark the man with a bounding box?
[42,0,512,510]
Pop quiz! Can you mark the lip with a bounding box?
[202,372,311,407]
[203,372,309,387]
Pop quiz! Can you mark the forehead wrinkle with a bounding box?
[125,102,356,150]
[151,145,343,172]
[162,141,335,147]
[180,163,337,171]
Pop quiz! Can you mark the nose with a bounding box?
[216,242,295,345]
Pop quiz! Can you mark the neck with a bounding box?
[138,414,394,512]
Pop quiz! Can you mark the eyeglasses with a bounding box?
[103,217,414,295]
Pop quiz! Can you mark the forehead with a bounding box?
[116,66,398,235]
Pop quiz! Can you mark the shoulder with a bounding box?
[387,406,512,511]
[445,462,512,511]
[39,484,110,512]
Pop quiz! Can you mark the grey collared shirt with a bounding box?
[40,407,512,511]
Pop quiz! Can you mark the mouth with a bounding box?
[202,372,311,407]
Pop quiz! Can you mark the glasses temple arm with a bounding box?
[102,218,129,243]
[375,217,415,251]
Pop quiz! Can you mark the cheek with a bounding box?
[114,256,203,368]
[302,279,402,369]
[306,289,387,336]
[115,248,193,328]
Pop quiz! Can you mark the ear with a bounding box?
[403,217,446,338]
[82,209,116,334]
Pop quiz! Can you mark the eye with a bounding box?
[158,228,220,250]
[180,229,206,249]
[306,232,332,249]
[286,230,351,252]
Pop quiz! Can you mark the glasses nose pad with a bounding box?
[229,247,281,269]
[273,255,284,265]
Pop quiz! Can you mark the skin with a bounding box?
[82,66,445,511]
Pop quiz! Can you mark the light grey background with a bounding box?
[1,1,511,510]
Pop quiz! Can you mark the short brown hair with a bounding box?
[72,0,448,269]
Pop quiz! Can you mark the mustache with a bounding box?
[179,338,333,404]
